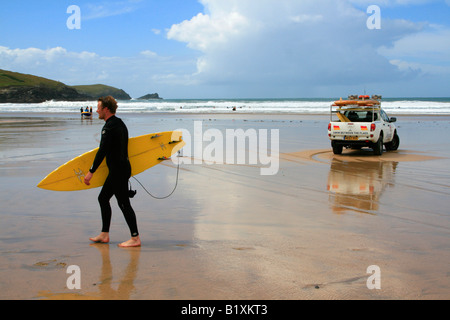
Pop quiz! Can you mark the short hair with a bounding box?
[98,96,118,114]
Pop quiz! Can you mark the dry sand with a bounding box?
[0,112,449,300]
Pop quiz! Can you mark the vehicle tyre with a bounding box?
[332,142,343,155]
[385,132,400,151]
[373,134,383,156]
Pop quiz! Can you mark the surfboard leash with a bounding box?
[130,151,181,200]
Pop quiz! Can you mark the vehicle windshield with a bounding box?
[343,110,378,122]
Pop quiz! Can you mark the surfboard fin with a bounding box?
[151,134,162,139]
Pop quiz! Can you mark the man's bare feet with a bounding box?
[89,232,110,243]
[118,236,141,248]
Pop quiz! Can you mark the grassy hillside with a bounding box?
[0,69,132,102]
[0,69,66,89]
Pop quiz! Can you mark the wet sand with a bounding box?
[0,112,449,300]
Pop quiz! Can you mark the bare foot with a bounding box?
[118,236,141,248]
[89,232,110,243]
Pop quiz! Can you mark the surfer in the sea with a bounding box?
[83,96,141,248]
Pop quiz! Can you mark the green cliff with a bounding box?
[0,69,133,103]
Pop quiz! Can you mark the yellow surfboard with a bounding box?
[37,131,185,191]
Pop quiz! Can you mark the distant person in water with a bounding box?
[84,96,141,248]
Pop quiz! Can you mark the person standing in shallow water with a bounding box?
[84,96,141,248]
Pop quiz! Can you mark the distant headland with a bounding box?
[137,93,162,100]
[0,69,161,103]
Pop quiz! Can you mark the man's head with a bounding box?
[97,96,118,120]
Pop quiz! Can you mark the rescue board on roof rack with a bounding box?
[333,94,381,107]
[37,131,186,191]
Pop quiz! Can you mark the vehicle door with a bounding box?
[380,110,393,142]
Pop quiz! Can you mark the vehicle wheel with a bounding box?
[385,132,400,151]
[373,134,383,156]
[332,142,343,155]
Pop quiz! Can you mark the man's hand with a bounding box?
[84,171,93,186]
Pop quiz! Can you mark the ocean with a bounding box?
[1,97,450,115]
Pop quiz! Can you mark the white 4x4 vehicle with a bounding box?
[327,95,400,155]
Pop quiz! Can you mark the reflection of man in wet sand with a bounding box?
[90,243,140,299]
[84,96,140,248]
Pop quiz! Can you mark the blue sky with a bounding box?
[1,0,449,98]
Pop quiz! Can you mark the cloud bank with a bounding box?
[166,0,449,97]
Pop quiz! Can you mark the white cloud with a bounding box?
[163,0,450,97]
[390,59,450,75]
[0,46,194,98]
[140,50,158,58]
[0,46,99,68]
[167,0,428,95]
[377,23,450,81]
[151,29,161,35]
[379,27,450,62]
[290,14,324,23]
[167,11,249,51]
[83,0,143,20]
[349,0,441,6]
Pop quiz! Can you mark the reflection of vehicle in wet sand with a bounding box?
[327,159,398,214]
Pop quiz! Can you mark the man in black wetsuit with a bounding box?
[84,96,140,248]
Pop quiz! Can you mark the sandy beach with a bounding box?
[0,111,449,300]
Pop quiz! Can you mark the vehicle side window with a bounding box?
[380,110,389,122]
